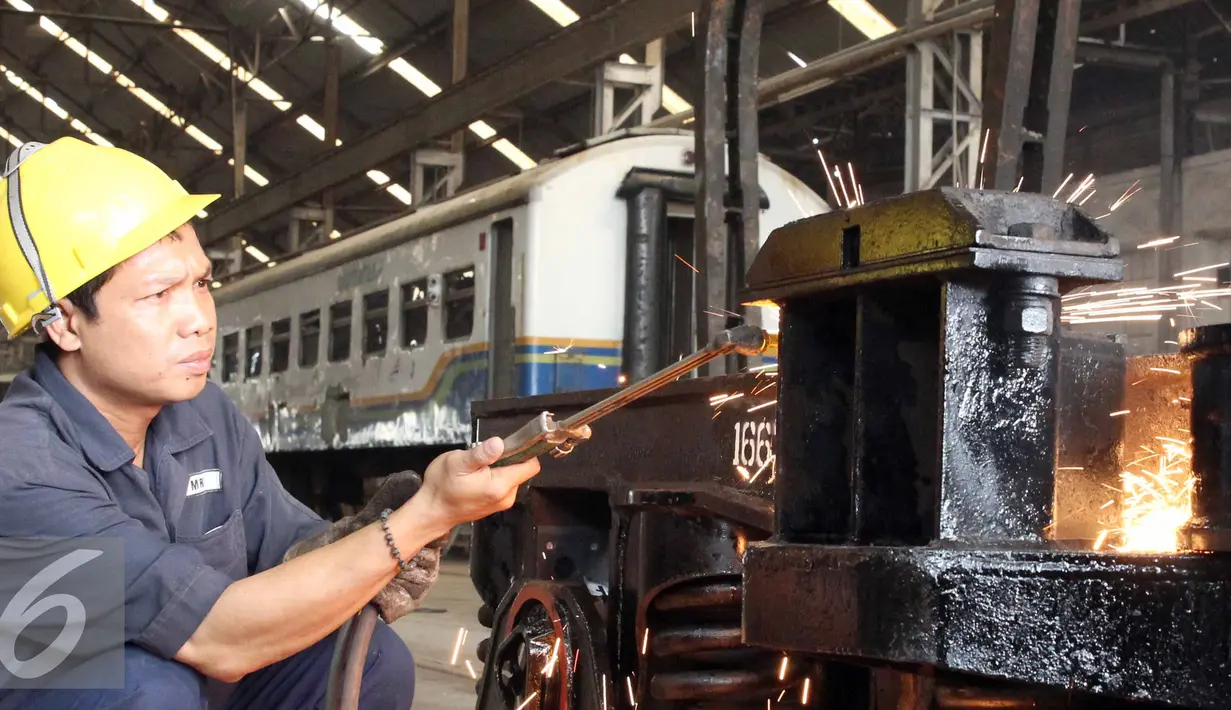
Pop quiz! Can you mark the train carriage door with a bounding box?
[489,218,517,399]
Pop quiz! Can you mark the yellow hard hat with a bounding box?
[0,137,221,340]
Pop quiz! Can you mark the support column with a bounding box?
[450,0,468,176]
[322,39,339,242]
[621,186,667,381]
[592,40,666,137]
[903,0,984,192]
[1157,65,1180,351]
[982,0,1081,194]
[228,50,247,276]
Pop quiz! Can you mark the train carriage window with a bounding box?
[299,309,320,368]
[222,332,239,382]
[401,279,428,349]
[245,324,263,377]
[270,318,291,373]
[443,267,475,341]
[363,289,389,356]
[329,300,352,362]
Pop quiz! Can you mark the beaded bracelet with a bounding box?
[378,508,410,572]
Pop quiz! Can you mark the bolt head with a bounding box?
[1019,305,1052,334]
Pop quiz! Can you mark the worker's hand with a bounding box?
[283,470,453,623]
[416,436,541,532]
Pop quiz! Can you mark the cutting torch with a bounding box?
[490,324,777,468]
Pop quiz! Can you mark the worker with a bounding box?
[0,137,540,709]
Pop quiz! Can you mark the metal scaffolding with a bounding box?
[903,0,985,192]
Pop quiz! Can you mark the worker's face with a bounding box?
[55,223,217,407]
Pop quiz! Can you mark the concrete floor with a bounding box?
[390,558,487,710]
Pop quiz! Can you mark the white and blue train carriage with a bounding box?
[210,129,829,458]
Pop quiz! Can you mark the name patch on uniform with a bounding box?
[186,469,222,497]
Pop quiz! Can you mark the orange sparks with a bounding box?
[1174,262,1230,278]
[626,676,637,707]
[747,400,776,413]
[736,465,752,481]
[1150,367,1182,375]
[778,689,788,702]
[544,637,561,678]
[602,674,609,710]
[641,629,649,655]
[749,456,774,483]
[711,392,745,408]
[515,693,538,710]
[465,660,478,679]
[674,253,699,273]
[1094,437,1195,553]
[1137,236,1181,250]
[1109,180,1142,211]
[450,627,467,666]
[801,677,812,705]
[1110,410,1130,417]
[778,655,790,681]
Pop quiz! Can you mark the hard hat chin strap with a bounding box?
[3,141,62,337]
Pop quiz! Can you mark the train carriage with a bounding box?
[210,130,828,474]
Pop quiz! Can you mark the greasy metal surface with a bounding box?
[743,188,1122,303]
[1181,325,1231,548]
[1054,335,1126,543]
[742,544,1231,708]
[939,277,1059,544]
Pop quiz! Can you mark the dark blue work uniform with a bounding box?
[0,346,416,709]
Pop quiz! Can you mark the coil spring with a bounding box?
[646,576,798,706]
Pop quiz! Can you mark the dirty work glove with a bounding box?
[282,470,452,623]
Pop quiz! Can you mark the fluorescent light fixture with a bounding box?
[386,183,413,204]
[366,170,391,185]
[388,58,443,97]
[0,126,23,149]
[0,64,112,146]
[295,1,536,171]
[492,139,537,171]
[330,230,342,239]
[2,1,286,185]
[244,245,270,263]
[297,115,327,141]
[227,159,271,187]
[526,0,580,26]
[787,51,808,68]
[829,0,897,40]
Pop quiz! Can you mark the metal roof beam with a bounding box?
[181,0,503,186]
[0,5,227,32]
[197,0,695,246]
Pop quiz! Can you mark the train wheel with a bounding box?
[476,581,613,710]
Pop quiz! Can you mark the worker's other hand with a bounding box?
[417,436,541,532]
[283,470,451,623]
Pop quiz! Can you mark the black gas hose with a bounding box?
[323,604,380,710]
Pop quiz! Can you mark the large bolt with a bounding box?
[1014,304,1054,335]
